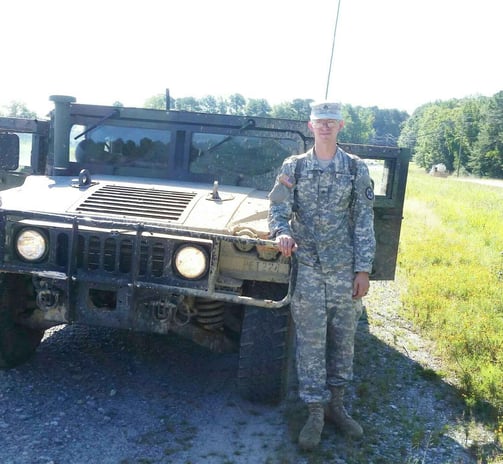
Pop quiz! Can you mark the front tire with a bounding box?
[237,304,292,404]
[0,275,45,368]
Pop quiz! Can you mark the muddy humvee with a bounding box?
[0,96,409,403]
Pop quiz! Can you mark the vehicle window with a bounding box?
[16,133,32,170]
[365,159,394,197]
[70,124,171,169]
[189,132,300,190]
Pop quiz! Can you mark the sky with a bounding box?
[1,0,501,117]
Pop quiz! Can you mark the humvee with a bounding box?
[0,95,409,403]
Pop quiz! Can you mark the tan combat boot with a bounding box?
[326,386,363,438]
[298,403,325,451]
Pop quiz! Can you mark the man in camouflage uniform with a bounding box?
[268,101,375,451]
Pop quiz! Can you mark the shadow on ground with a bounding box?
[0,307,501,464]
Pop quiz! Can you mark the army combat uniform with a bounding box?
[268,146,375,404]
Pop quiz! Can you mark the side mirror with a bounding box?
[0,133,20,170]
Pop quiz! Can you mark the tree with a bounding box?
[227,93,246,115]
[144,93,167,110]
[245,98,271,117]
[451,97,485,175]
[270,102,299,119]
[174,97,202,112]
[398,98,489,174]
[199,95,219,114]
[290,99,313,121]
[470,92,503,177]
[339,106,374,144]
[270,99,312,121]
[371,107,409,146]
[1,101,36,118]
[398,107,423,150]
[412,104,459,171]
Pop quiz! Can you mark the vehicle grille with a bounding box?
[45,229,208,288]
[76,233,167,277]
[74,185,196,221]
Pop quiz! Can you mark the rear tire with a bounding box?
[0,275,45,368]
[237,304,292,404]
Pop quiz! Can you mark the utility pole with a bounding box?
[457,117,471,177]
[457,143,462,177]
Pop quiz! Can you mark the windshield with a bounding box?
[70,124,171,174]
[190,132,300,190]
[69,122,304,189]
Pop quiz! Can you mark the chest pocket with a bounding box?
[296,171,353,212]
[293,155,356,212]
[295,175,317,213]
[332,172,354,207]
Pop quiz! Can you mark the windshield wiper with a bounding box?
[206,118,255,153]
[74,109,120,140]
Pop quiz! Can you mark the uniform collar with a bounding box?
[306,147,340,170]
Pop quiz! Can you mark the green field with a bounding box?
[398,165,503,441]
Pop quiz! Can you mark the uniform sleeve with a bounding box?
[352,160,376,273]
[267,157,297,239]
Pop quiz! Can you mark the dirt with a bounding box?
[0,281,501,464]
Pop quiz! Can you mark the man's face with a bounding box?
[308,119,344,140]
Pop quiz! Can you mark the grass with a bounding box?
[397,164,503,441]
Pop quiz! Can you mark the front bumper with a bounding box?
[0,210,291,309]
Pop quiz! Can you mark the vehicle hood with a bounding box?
[0,175,272,236]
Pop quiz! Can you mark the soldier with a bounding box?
[268,101,375,450]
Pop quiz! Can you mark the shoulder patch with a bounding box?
[365,186,374,201]
[278,174,294,188]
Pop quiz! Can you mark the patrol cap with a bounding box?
[310,101,343,120]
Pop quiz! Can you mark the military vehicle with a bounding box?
[0,95,409,403]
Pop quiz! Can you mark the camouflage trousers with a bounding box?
[290,262,363,404]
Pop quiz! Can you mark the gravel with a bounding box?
[0,280,501,464]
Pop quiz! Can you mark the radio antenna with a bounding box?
[325,0,342,99]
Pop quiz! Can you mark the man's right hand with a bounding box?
[276,234,298,257]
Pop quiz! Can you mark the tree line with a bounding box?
[399,91,503,178]
[146,91,503,178]
[2,89,502,178]
[144,92,408,147]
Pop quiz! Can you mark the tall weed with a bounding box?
[398,166,503,423]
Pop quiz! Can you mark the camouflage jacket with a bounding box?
[268,147,375,273]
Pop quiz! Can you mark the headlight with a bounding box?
[16,228,48,262]
[173,245,208,280]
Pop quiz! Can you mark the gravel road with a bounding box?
[453,177,503,189]
[0,281,501,464]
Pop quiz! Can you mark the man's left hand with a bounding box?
[353,272,370,299]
